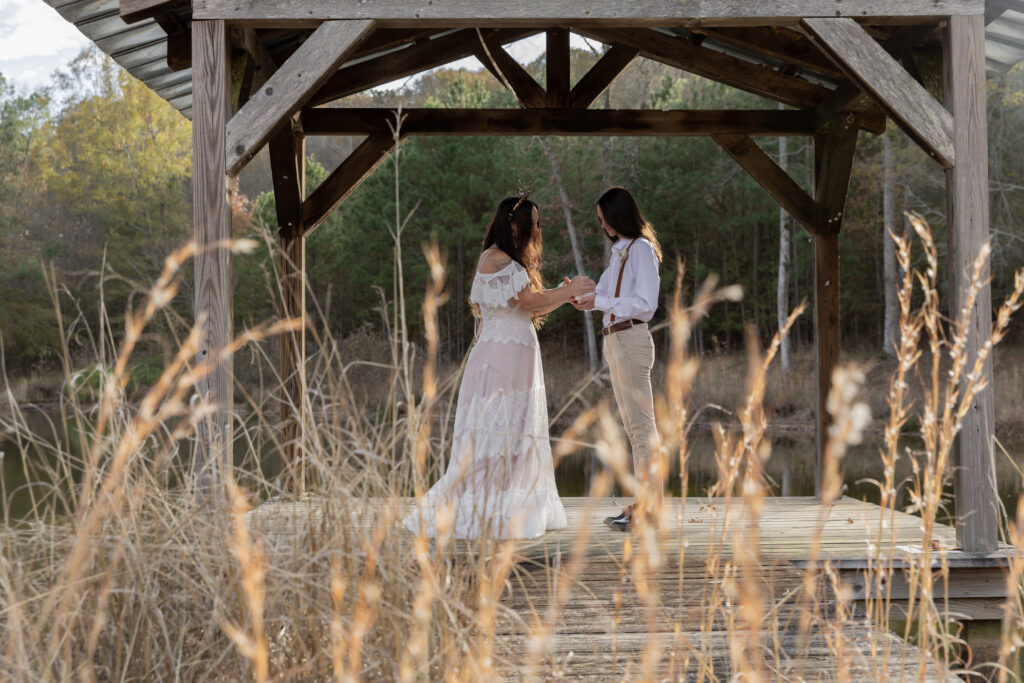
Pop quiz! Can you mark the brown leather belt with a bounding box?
[602,319,645,336]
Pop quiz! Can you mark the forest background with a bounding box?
[2,42,1023,434]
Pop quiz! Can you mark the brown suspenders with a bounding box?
[609,238,638,323]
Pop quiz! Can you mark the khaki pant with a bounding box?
[603,323,662,504]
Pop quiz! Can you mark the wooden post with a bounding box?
[944,15,998,553]
[269,121,307,493]
[546,28,571,107]
[191,19,232,494]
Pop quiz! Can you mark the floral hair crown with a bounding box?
[508,183,534,221]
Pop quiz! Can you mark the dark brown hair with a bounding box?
[481,196,544,293]
[597,186,663,262]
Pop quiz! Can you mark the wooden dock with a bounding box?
[248,496,1007,680]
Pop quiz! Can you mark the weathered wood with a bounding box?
[312,28,536,107]
[166,29,191,71]
[569,44,638,109]
[268,121,303,237]
[944,14,998,554]
[691,25,845,78]
[192,0,985,27]
[301,107,820,138]
[712,133,819,235]
[582,27,831,108]
[225,20,375,176]
[546,29,571,108]
[813,232,840,498]
[802,17,955,167]
[301,134,397,236]
[119,0,188,24]
[814,115,859,234]
[843,566,1009,600]
[473,33,546,108]
[191,19,232,493]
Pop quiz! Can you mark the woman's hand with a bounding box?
[569,275,595,298]
[570,296,596,311]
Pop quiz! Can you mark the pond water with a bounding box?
[3,407,1023,529]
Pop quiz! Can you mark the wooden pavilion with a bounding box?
[40,0,1024,676]
[45,0,1023,553]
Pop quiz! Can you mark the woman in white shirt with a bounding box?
[573,187,663,531]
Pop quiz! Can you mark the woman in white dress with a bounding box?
[405,195,595,540]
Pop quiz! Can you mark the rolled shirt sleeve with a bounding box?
[593,239,659,323]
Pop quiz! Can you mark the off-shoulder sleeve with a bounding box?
[469,261,531,308]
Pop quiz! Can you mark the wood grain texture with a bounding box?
[814,114,859,234]
[692,25,845,78]
[581,27,830,108]
[191,20,232,492]
[301,107,819,137]
[225,19,375,175]
[802,17,955,167]
[301,134,396,236]
[944,14,998,554]
[813,232,840,498]
[570,44,638,109]
[119,0,188,24]
[546,29,571,108]
[712,133,819,235]
[473,34,546,108]
[192,0,984,27]
[312,28,536,107]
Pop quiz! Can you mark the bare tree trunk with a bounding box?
[541,137,599,375]
[777,116,793,374]
[882,132,898,357]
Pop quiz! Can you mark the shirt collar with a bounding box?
[612,237,635,252]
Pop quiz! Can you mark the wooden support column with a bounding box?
[811,117,857,498]
[269,121,307,492]
[944,15,998,553]
[546,29,571,107]
[191,19,232,494]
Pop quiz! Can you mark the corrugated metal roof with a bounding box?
[42,0,1024,122]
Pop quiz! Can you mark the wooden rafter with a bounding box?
[690,26,845,79]
[312,28,536,107]
[802,18,954,167]
[546,29,571,107]
[268,120,304,237]
[119,0,188,24]
[191,0,984,27]
[226,20,375,176]
[712,133,818,235]
[301,134,398,236]
[301,107,820,138]
[474,34,546,108]
[580,27,830,108]
[570,44,638,108]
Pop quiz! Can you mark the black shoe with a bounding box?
[603,505,633,532]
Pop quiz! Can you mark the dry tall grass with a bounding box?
[2,143,1023,682]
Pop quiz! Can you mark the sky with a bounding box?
[0,0,92,92]
[0,4,594,96]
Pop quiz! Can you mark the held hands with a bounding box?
[568,275,595,299]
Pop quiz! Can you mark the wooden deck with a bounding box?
[248,496,991,681]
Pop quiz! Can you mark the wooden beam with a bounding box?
[570,44,637,109]
[191,19,232,493]
[167,29,190,71]
[268,121,304,237]
[312,28,535,107]
[192,0,985,27]
[802,17,954,167]
[301,107,820,138]
[814,114,859,234]
[546,29,571,108]
[474,34,546,108]
[712,133,818,235]
[944,14,998,554]
[301,134,397,236]
[119,0,188,24]
[225,20,375,176]
[691,26,846,79]
[813,232,840,499]
[581,27,830,108]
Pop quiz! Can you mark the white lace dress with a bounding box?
[404,260,567,540]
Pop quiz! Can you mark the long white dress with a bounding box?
[404,260,567,540]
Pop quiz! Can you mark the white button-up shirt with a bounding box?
[593,237,660,329]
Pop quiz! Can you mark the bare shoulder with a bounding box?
[477,248,513,274]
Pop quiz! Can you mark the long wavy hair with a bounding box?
[481,196,544,292]
[597,186,663,262]
[476,196,545,323]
